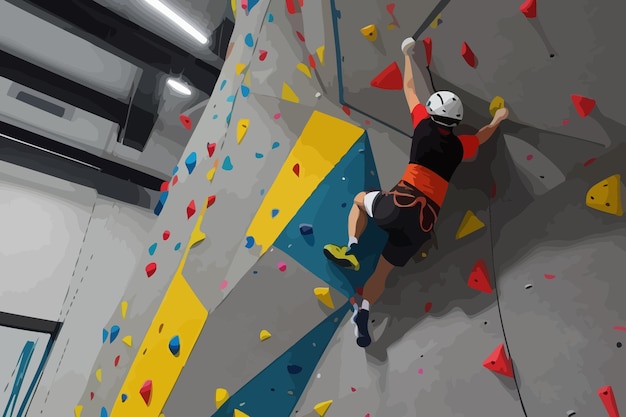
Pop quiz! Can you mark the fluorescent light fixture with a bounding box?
[167,78,192,95]
[143,0,209,44]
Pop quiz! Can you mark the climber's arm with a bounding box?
[403,54,420,112]
[475,107,509,145]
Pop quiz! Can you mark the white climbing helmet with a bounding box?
[425,91,464,127]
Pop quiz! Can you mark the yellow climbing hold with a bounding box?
[314,287,334,309]
[190,228,206,247]
[430,13,442,28]
[215,388,229,409]
[231,0,237,18]
[234,410,249,417]
[360,24,378,42]
[455,210,485,239]
[282,83,300,103]
[235,63,246,75]
[387,23,395,30]
[296,62,312,78]
[316,45,325,65]
[120,301,128,320]
[95,368,102,382]
[237,119,249,144]
[314,400,333,416]
[586,174,623,216]
[207,167,216,182]
[243,69,251,87]
[122,335,133,347]
[489,96,505,117]
[74,405,83,417]
[259,329,272,341]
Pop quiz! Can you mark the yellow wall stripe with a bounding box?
[246,110,364,254]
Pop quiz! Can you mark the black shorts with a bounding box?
[369,182,439,267]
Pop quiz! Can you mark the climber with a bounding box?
[323,37,510,348]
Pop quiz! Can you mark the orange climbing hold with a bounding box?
[308,54,317,69]
[519,0,537,18]
[461,42,477,68]
[571,94,596,117]
[145,262,157,278]
[187,200,197,219]
[370,62,403,90]
[467,259,492,293]
[423,37,432,66]
[293,163,300,177]
[598,385,620,417]
[483,343,514,377]
[139,380,153,405]
[206,195,216,208]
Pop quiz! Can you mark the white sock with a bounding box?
[361,299,370,311]
[348,236,358,248]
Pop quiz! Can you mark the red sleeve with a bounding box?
[411,104,429,129]
[458,135,480,160]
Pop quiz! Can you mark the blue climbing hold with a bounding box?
[241,85,250,97]
[271,141,280,149]
[169,335,181,356]
[174,242,182,251]
[223,156,233,171]
[110,325,120,343]
[154,191,168,216]
[172,165,179,175]
[271,209,279,218]
[212,114,218,120]
[100,407,108,417]
[267,12,274,22]
[185,152,197,174]
[226,112,232,125]
[287,364,303,374]
[253,270,258,274]
[220,80,227,91]
[260,189,265,196]
[299,224,313,235]
[245,33,254,47]
[227,95,235,102]
[248,0,259,11]
[341,202,347,208]
[336,9,342,19]
[102,328,109,343]
[255,153,264,159]
[121,394,128,402]
[245,236,255,248]
[148,243,157,256]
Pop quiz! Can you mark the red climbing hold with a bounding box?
[467,259,492,293]
[424,302,433,313]
[172,175,179,186]
[140,380,153,405]
[179,114,192,130]
[598,385,620,417]
[461,42,477,68]
[114,355,120,367]
[370,62,403,90]
[296,31,305,42]
[160,181,169,192]
[145,262,157,278]
[356,286,363,295]
[351,387,357,392]
[207,142,216,157]
[483,343,514,377]
[259,50,268,61]
[342,105,351,116]
[386,3,395,14]
[571,94,596,117]
[293,163,300,177]
[423,37,433,67]
[583,158,597,167]
[286,0,295,14]
[206,195,216,208]
[519,0,537,18]
[163,230,170,240]
[298,0,303,6]
[241,0,247,9]
[90,392,94,400]
[308,54,317,69]
[187,200,196,219]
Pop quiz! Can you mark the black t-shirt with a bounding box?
[410,118,464,182]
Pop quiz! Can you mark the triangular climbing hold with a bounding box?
[234,410,250,417]
[316,46,325,65]
[292,163,300,177]
[489,96,505,117]
[235,63,246,75]
[423,37,432,66]
[169,335,181,356]
[139,380,152,405]
[190,229,206,247]
[207,142,216,157]
[259,329,272,341]
[461,42,477,68]
[187,200,197,219]
[456,210,485,239]
[237,119,249,144]
[120,301,128,319]
[95,368,102,382]
[519,0,537,18]
[122,335,132,347]
[206,195,216,208]
[179,114,192,130]
[282,83,300,103]
[571,94,596,117]
[185,152,197,174]
[467,259,492,293]
[360,24,378,42]
[483,343,514,377]
[314,400,333,416]
[74,405,83,417]
[430,13,442,28]
[296,62,312,78]
[597,385,620,417]
[314,287,334,309]
[370,62,403,90]
[586,174,623,216]
[215,388,229,409]
[206,167,216,182]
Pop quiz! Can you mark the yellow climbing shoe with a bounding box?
[323,244,360,271]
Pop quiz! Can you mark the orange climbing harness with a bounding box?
[400,163,449,208]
